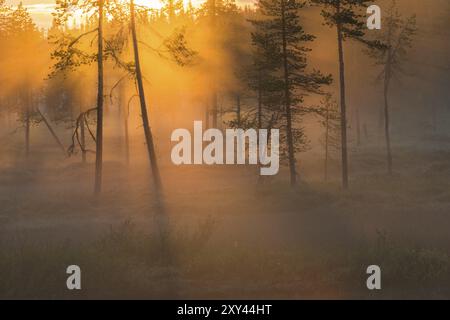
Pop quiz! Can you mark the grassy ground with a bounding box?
[1,139,450,299]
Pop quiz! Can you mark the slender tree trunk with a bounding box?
[94,0,104,195]
[212,92,218,127]
[219,98,223,129]
[80,115,86,163]
[256,78,265,184]
[6,100,12,130]
[236,94,241,127]
[210,0,218,128]
[383,73,393,175]
[205,105,210,129]
[120,89,130,166]
[37,108,67,156]
[123,111,130,166]
[0,98,5,131]
[325,103,329,182]
[356,104,361,146]
[257,76,262,130]
[7,109,11,131]
[280,0,296,186]
[130,0,162,192]
[363,123,369,141]
[78,89,86,162]
[336,14,349,189]
[25,100,30,158]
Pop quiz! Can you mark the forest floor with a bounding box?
[1,136,450,299]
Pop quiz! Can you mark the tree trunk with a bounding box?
[123,112,130,166]
[94,0,104,195]
[116,82,129,165]
[25,100,30,158]
[336,14,349,189]
[80,115,86,163]
[363,123,369,141]
[257,76,262,130]
[7,109,11,131]
[383,75,393,175]
[7,105,12,131]
[120,90,130,166]
[210,0,218,128]
[325,102,329,182]
[356,104,361,146]
[130,0,162,192]
[79,93,86,163]
[257,81,264,184]
[205,105,210,129]
[236,94,241,127]
[212,92,218,128]
[280,0,297,187]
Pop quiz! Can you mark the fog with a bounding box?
[0,0,449,299]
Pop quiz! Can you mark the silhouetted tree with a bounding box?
[50,0,108,194]
[366,0,417,175]
[318,94,340,181]
[312,0,385,188]
[129,0,163,192]
[251,0,331,186]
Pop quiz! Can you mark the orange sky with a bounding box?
[6,0,256,29]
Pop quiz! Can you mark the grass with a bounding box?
[1,218,449,299]
[1,145,450,299]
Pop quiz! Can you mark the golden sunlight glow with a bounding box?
[135,0,164,9]
[133,0,205,10]
[8,0,251,29]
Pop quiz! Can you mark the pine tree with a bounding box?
[318,94,340,181]
[129,0,163,193]
[95,0,105,194]
[50,0,108,195]
[366,0,417,175]
[250,0,331,186]
[312,0,386,188]
[1,3,46,158]
[92,0,197,196]
[162,0,184,24]
[198,0,240,128]
[244,30,284,131]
